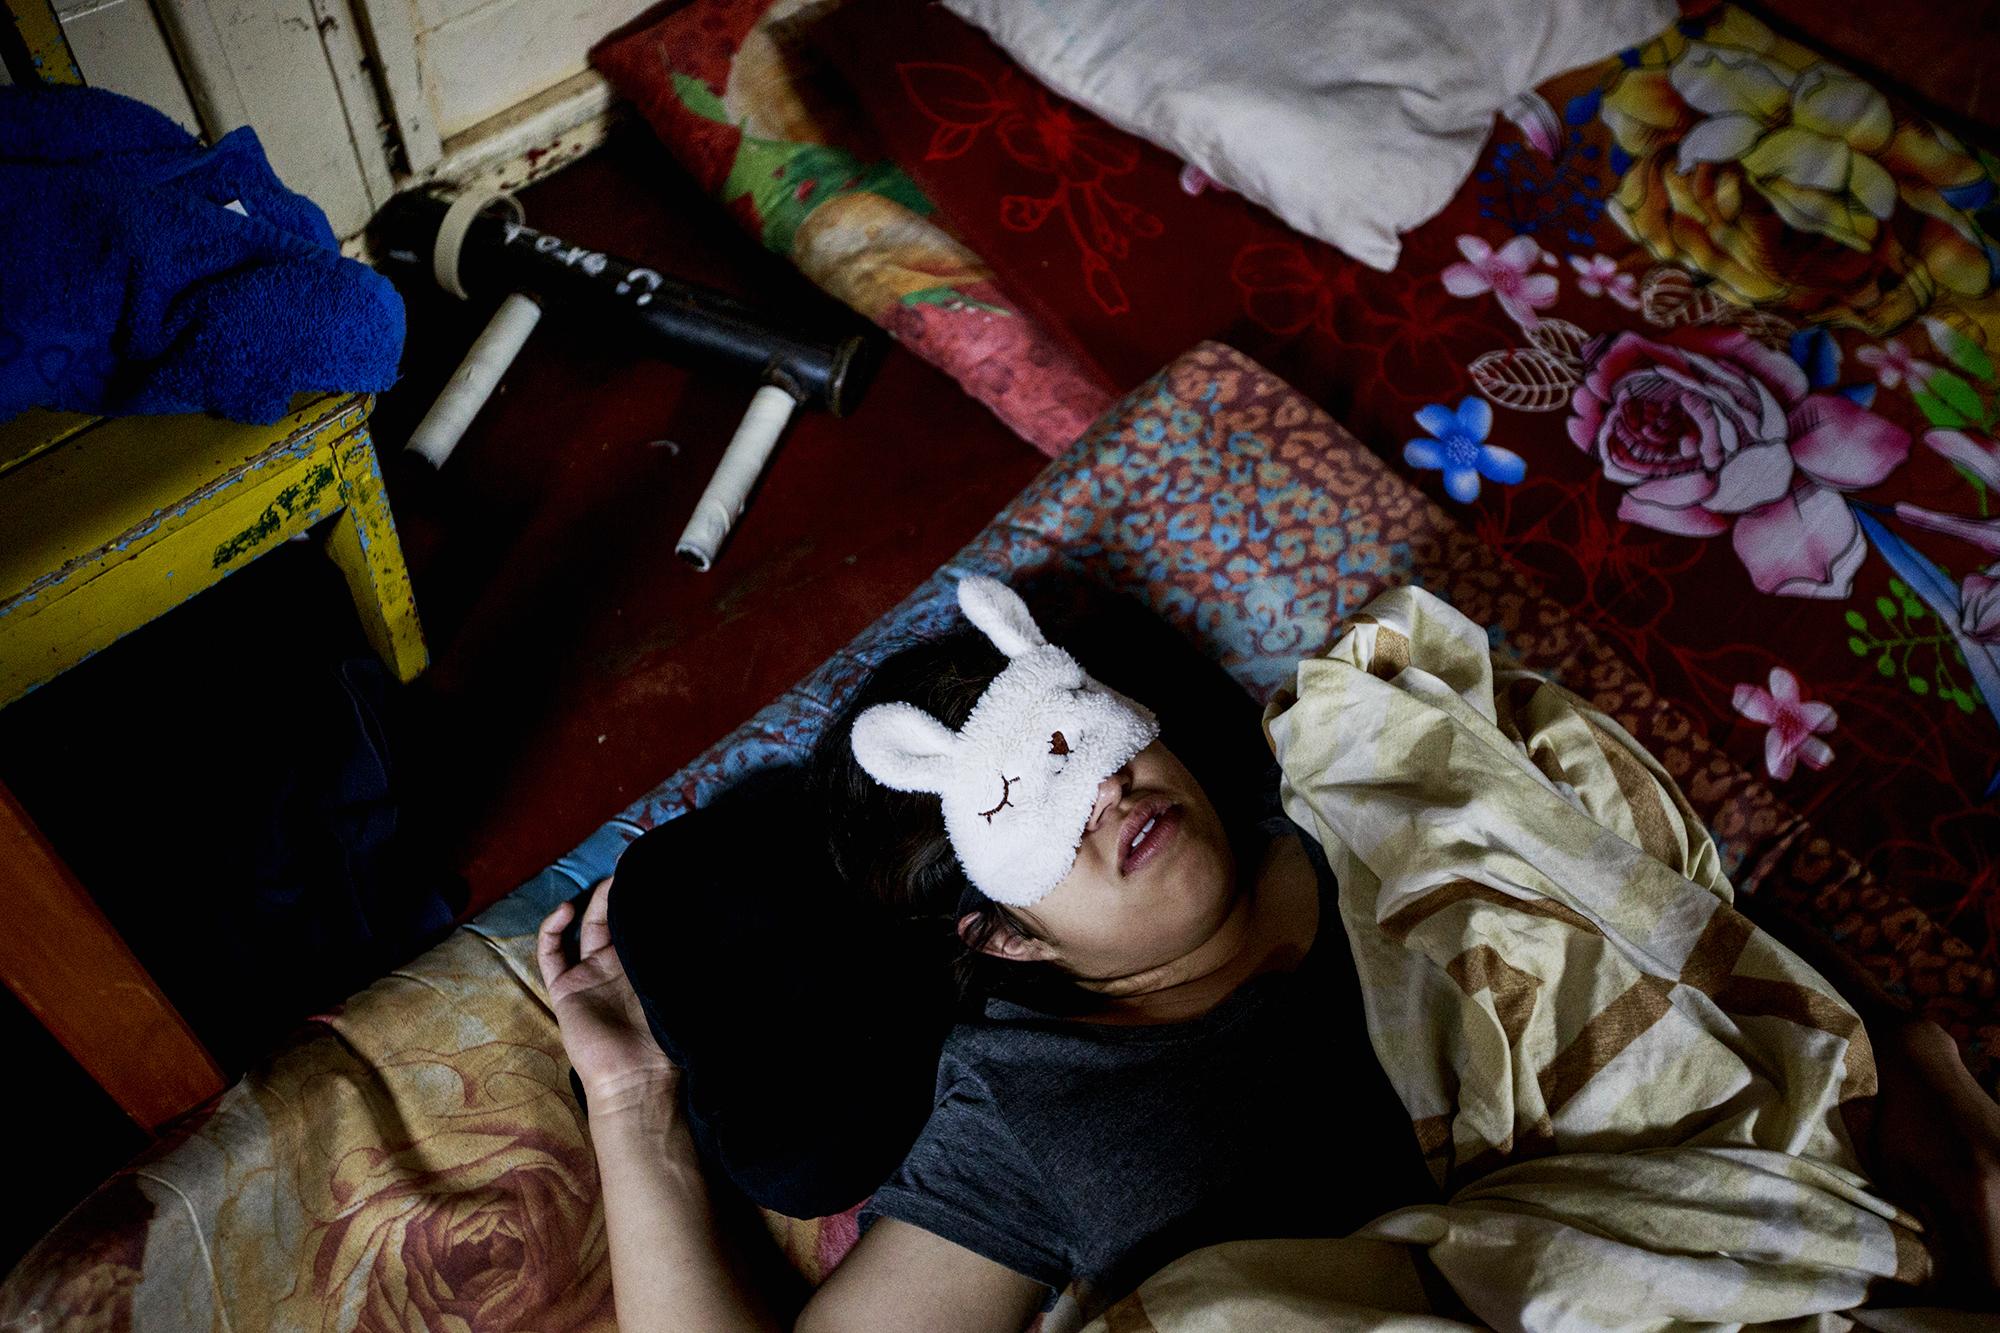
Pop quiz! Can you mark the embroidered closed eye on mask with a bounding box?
[849,577,1159,907]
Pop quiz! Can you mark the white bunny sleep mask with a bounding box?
[849,576,1160,907]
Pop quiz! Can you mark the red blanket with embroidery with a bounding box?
[808,1,2000,980]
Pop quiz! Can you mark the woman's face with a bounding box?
[1006,740,1237,982]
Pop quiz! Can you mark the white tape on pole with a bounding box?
[433,189,523,301]
[405,291,543,468]
[675,382,800,571]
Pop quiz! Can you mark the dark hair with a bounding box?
[809,575,1277,1013]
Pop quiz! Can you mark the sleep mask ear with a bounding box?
[850,703,960,795]
[957,575,1046,658]
[848,577,1158,907]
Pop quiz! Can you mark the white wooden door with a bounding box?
[394,0,655,141]
[49,0,651,240]
[54,0,202,134]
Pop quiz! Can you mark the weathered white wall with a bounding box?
[408,0,654,139]
[154,0,386,235]
[55,0,201,132]
[52,0,644,238]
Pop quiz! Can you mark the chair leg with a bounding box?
[0,780,224,1131]
[325,427,429,683]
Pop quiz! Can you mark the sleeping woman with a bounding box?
[538,576,2000,1331]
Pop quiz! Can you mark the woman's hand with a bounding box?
[1867,1017,2000,1295]
[538,878,679,1117]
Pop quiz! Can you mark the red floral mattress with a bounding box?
[777,2,2000,979]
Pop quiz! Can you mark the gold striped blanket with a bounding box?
[1087,586,1948,1332]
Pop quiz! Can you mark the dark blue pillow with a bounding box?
[607,763,955,1219]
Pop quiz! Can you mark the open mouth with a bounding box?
[1118,799,1182,876]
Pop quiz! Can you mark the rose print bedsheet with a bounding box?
[807,0,2000,990]
[4,345,1990,1330]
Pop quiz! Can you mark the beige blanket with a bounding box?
[1087,587,1939,1332]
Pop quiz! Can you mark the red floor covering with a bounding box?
[384,128,1046,912]
[0,126,1046,1268]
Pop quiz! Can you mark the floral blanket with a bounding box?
[806,2,2000,988]
[3,345,1986,1328]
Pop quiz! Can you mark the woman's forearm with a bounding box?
[589,1092,782,1333]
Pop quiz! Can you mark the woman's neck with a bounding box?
[1081,833,1320,1025]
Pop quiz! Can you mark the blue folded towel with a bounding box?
[0,86,404,424]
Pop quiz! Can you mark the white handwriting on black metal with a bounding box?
[502,222,620,285]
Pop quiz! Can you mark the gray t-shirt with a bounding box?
[862,831,1432,1312]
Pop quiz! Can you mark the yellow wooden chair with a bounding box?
[0,0,427,1135]
[0,397,428,1131]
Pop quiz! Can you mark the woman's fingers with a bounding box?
[578,876,615,958]
[537,899,576,991]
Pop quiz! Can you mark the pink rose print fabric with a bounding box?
[1566,328,1910,596]
[811,0,2000,976]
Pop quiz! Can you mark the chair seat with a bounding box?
[0,394,423,705]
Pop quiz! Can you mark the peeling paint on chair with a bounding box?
[0,393,428,707]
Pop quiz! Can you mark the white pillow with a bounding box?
[942,0,1677,270]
